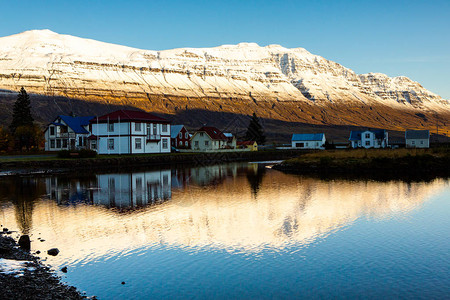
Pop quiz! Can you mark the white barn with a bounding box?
[291,133,326,149]
[405,130,430,148]
[89,110,171,155]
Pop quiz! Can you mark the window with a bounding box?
[50,139,55,148]
[200,132,204,137]
[179,132,182,138]
[205,140,209,146]
[135,138,142,150]
[135,123,141,131]
[62,139,68,148]
[163,174,169,185]
[108,123,114,132]
[162,124,168,132]
[365,141,370,146]
[185,132,188,139]
[194,141,199,147]
[179,141,182,146]
[56,139,61,148]
[50,127,55,136]
[91,140,97,150]
[146,124,151,137]
[108,138,114,150]
[296,143,304,148]
[420,140,424,144]
[305,142,308,146]
[162,138,168,149]
[153,124,157,135]
[316,142,319,146]
[412,141,415,145]
[365,133,370,138]
[185,141,188,146]
[79,136,83,147]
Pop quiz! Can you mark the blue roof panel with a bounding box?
[291,133,324,141]
[59,115,94,134]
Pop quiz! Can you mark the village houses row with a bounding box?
[43,110,431,154]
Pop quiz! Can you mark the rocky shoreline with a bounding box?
[0,229,92,300]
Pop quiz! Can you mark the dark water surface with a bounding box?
[0,162,449,299]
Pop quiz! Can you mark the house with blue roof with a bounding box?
[349,129,389,149]
[44,115,94,151]
[291,133,326,149]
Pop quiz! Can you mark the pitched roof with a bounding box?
[196,126,227,140]
[53,115,94,134]
[91,110,170,123]
[349,129,386,141]
[292,133,325,141]
[405,130,429,139]
[170,125,185,138]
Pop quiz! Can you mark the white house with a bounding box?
[191,126,230,151]
[349,129,388,148]
[405,130,430,148]
[88,110,171,155]
[291,133,326,149]
[44,115,94,151]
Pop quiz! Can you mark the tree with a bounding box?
[245,113,266,145]
[0,126,11,152]
[9,87,34,134]
[9,88,41,151]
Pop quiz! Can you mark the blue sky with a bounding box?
[1,0,449,98]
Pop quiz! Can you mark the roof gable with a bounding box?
[349,129,386,140]
[197,126,227,140]
[170,125,185,138]
[54,115,94,134]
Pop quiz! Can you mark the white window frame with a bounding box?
[162,124,168,133]
[135,123,141,131]
[135,138,142,150]
[108,138,114,150]
[108,123,114,132]
[162,138,168,149]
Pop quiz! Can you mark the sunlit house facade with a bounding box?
[88,110,171,155]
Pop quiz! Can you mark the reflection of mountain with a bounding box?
[1,170,447,267]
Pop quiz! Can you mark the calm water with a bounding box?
[0,162,449,299]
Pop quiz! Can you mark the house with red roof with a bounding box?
[191,126,235,151]
[88,110,171,154]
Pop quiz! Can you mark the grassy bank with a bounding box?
[0,150,307,174]
[273,148,450,180]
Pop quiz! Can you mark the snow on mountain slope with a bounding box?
[0,29,446,107]
[0,29,448,134]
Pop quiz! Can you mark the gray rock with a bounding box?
[47,248,60,256]
[18,235,31,251]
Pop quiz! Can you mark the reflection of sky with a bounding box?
[0,166,447,266]
[0,165,449,299]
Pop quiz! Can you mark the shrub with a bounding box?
[57,149,97,159]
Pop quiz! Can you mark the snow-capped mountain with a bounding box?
[0,29,448,136]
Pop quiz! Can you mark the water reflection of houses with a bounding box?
[46,170,172,209]
[93,170,171,209]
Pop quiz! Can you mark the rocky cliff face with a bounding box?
[0,29,448,137]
